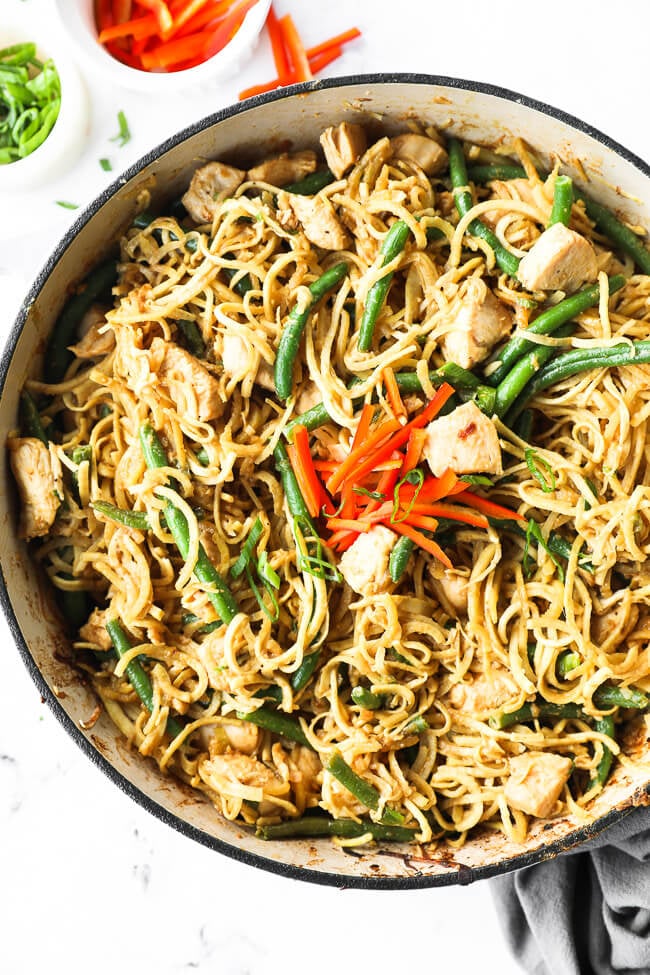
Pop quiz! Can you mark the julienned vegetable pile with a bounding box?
[93,0,361,78]
[10,119,650,848]
[0,43,60,165]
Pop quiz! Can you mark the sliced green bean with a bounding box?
[19,390,48,443]
[487,274,625,387]
[45,260,118,383]
[275,262,348,400]
[175,319,205,358]
[60,588,92,629]
[593,684,648,710]
[358,220,410,352]
[579,195,650,275]
[512,408,534,443]
[588,715,615,790]
[140,423,238,624]
[326,751,404,825]
[256,815,417,843]
[291,650,321,694]
[448,138,520,278]
[489,700,583,730]
[389,535,415,583]
[283,169,334,195]
[92,500,150,531]
[236,704,311,748]
[548,175,573,228]
[351,686,386,710]
[494,322,575,417]
[557,650,582,678]
[106,618,183,738]
[506,339,650,423]
[273,440,317,533]
[467,163,528,183]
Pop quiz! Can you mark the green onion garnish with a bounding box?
[110,110,131,147]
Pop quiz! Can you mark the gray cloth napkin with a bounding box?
[490,806,650,974]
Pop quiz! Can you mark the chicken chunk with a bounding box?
[449,667,519,712]
[390,133,448,176]
[152,338,223,422]
[222,721,260,754]
[222,332,274,391]
[423,401,503,478]
[518,222,598,293]
[440,279,513,369]
[247,150,317,187]
[9,437,63,540]
[68,304,115,359]
[504,751,573,818]
[431,568,470,617]
[288,194,350,251]
[319,122,367,179]
[339,525,395,596]
[295,381,322,414]
[181,161,245,224]
[78,607,113,650]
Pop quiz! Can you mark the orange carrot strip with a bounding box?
[388,521,452,569]
[292,424,334,517]
[168,0,210,34]
[326,518,370,534]
[175,0,230,36]
[327,529,358,552]
[351,403,374,451]
[140,29,211,67]
[137,0,173,33]
[98,14,157,42]
[361,466,401,517]
[279,13,313,81]
[401,428,427,475]
[407,503,488,528]
[401,468,459,504]
[239,77,282,99]
[312,460,339,474]
[202,0,258,59]
[452,490,525,522]
[96,0,115,30]
[286,445,321,520]
[326,418,401,495]
[305,26,361,59]
[267,3,292,84]
[401,513,440,533]
[383,366,407,421]
[307,45,342,74]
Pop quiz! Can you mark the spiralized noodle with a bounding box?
[14,125,650,848]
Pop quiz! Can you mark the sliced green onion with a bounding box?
[524,447,557,493]
[392,468,424,523]
[110,109,131,147]
[99,157,112,171]
[56,200,78,210]
[523,519,565,582]
[231,517,264,579]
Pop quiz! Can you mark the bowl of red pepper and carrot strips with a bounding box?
[55,0,272,90]
[2,76,650,889]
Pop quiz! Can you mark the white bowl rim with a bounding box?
[2,72,649,890]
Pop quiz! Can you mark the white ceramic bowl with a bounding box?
[2,76,649,888]
[54,0,271,93]
[0,12,88,191]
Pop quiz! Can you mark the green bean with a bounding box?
[45,260,118,383]
[389,535,415,583]
[106,618,184,738]
[19,390,48,443]
[175,319,205,358]
[548,175,573,228]
[283,168,335,195]
[326,751,404,824]
[273,440,317,532]
[404,715,429,734]
[275,262,348,400]
[557,650,582,678]
[513,408,534,443]
[132,211,155,230]
[505,339,650,423]
[181,612,221,635]
[466,163,528,183]
[468,160,650,275]
[494,322,575,417]
[593,684,648,710]
[284,402,333,440]
[236,704,311,748]
[447,138,521,278]
[92,500,150,531]
[579,195,650,275]
[351,686,386,710]
[223,261,253,297]
[358,221,410,352]
[489,700,584,730]
[487,275,625,387]
[291,650,321,694]
[588,715,615,790]
[140,423,238,623]
[435,361,482,390]
[256,815,417,843]
[60,588,92,628]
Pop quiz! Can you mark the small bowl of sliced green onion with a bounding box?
[0,23,87,190]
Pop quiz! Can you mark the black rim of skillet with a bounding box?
[1,73,649,890]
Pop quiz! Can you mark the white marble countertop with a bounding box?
[1,1,648,972]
